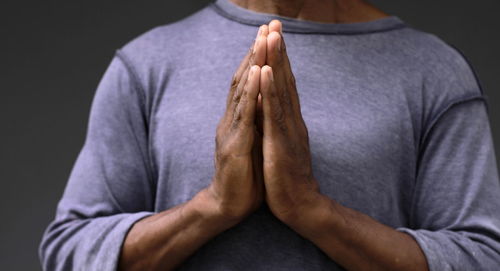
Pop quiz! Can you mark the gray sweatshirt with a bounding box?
[39,0,500,270]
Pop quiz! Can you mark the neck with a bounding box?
[229,0,389,23]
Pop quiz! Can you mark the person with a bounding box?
[39,0,500,270]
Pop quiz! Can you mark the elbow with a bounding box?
[38,218,87,271]
[39,224,64,271]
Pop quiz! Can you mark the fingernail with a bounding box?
[277,37,281,52]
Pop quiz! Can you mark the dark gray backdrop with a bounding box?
[2,1,499,270]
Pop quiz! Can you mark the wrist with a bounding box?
[191,188,244,232]
[282,192,336,240]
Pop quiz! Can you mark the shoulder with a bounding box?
[373,25,486,146]
[380,26,485,129]
[120,9,212,62]
[122,5,217,57]
[108,4,223,110]
[388,26,482,99]
[114,5,220,89]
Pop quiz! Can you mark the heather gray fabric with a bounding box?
[39,0,500,270]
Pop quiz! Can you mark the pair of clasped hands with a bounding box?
[207,20,324,229]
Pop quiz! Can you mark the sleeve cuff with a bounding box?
[99,212,154,271]
[396,227,452,271]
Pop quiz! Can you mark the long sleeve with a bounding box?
[39,52,156,271]
[397,96,500,270]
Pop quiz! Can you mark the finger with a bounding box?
[226,66,251,126]
[250,25,269,67]
[266,31,283,67]
[233,65,261,132]
[268,19,282,34]
[225,24,267,112]
[226,46,252,111]
[251,25,268,134]
[260,65,288,137]
[266,31,302,120]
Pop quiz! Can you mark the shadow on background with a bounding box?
[1,0,499,270]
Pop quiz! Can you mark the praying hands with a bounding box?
[208,20,321,228]
[118,20,428,271]
[206,20,429,271]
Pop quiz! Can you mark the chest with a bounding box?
[150,51,418,225]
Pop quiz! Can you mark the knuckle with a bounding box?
[230,75,239,90]
[232,94,240,104]
[237,89,249,108]
[235,103,254,128]
[232,85,244,104]
[240,86,249,101]
[232,94,240,105]
[231,119,240,130]
[231,109,242,129]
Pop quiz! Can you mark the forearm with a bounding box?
[285,194,429,271]
[118,188,237,271]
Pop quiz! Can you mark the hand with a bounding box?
[205,25,269,224]
[260,21,323,226]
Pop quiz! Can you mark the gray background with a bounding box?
[1,0,498,270]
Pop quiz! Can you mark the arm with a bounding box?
[290,97,500,271]
[279,190,429,271]
[259,20,500,270]
[258,38,428,269]
[119,24,270,270]
[395,97,500,270]
[38,54,156,271]
[118,189,239,271]
[40,25,270,271]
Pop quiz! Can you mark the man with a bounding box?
[40,0,500,270]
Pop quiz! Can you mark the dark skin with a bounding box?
[119,1,429,270]
[118,25,270,271]
[260,20,428,271]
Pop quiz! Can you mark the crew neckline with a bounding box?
[210,0,406,35]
